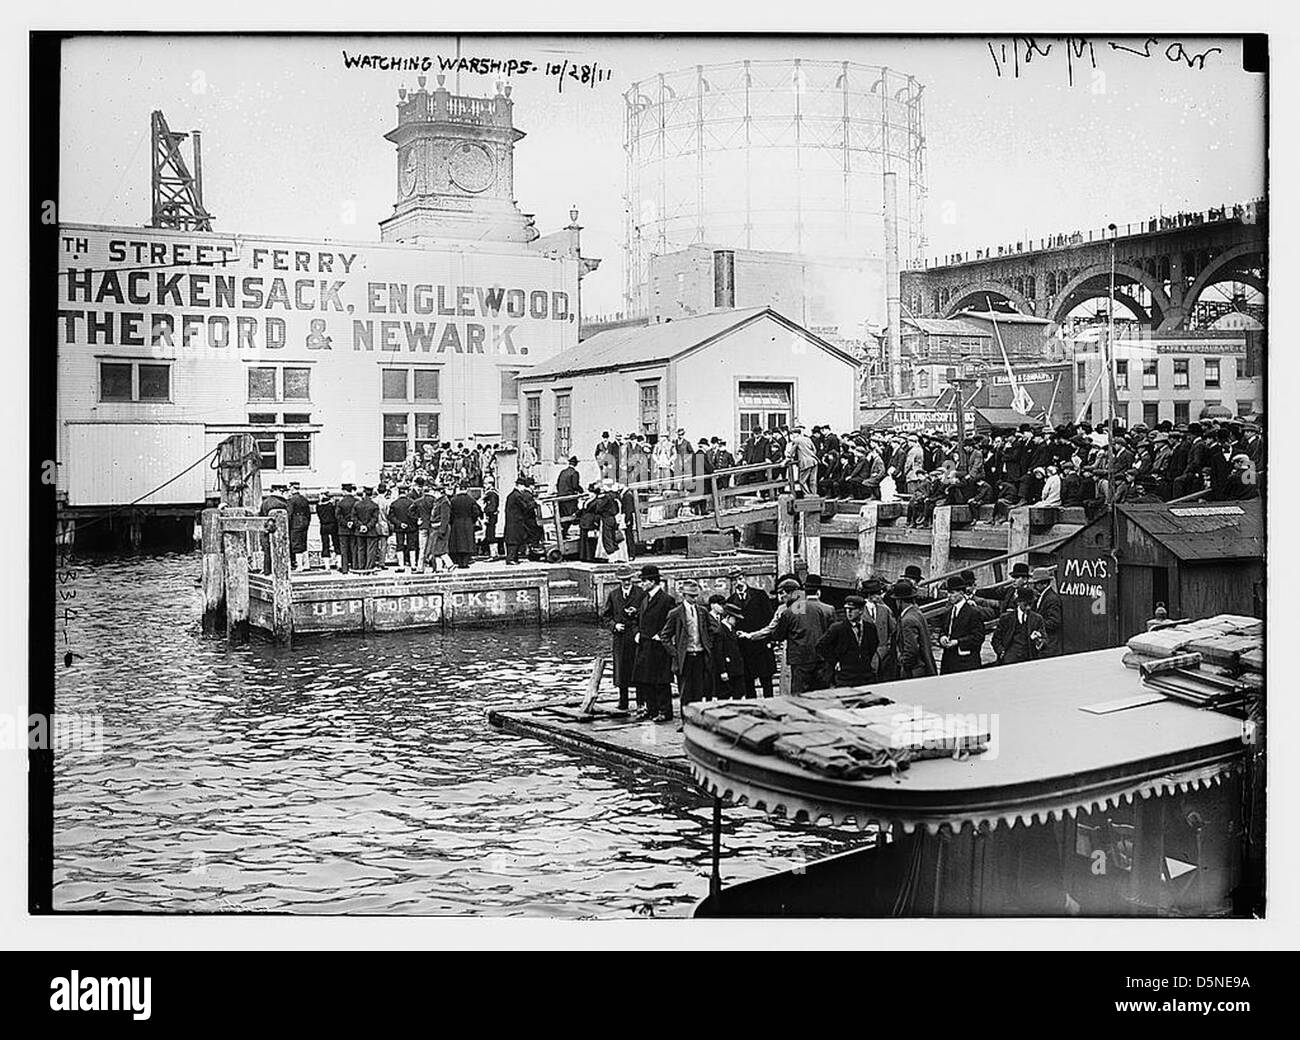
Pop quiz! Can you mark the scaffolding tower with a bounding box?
[150,109,213,232]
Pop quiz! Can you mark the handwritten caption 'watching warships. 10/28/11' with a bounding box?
[985,37,1225,86]
[340,51,613,92]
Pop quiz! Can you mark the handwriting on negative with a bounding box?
[985,37,1224,86]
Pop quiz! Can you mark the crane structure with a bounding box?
[150,109,213,232]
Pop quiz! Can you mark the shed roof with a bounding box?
[902,316,994,337]
[1120,501,1263,561]
[520,307,855,381]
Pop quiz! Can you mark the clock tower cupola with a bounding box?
[379,74,535,245]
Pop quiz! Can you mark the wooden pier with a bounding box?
[488,703,693,782]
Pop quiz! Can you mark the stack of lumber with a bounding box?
[1123,613,1263,715]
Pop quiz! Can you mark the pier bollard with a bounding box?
[200,508,225,635]
[1009,506,1031,562]
[776,494,796,577]
[930,505,953,579]
[269,508,293,648]
[856,502,879,581]
[221,507,252,646]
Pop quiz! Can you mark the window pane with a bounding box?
[501,412,519,443]
[100,363,133,401]
[414,412,439,441]
[248,412,277,425]
[555,393,572,461]
[525,395,541,453]
[1143,403,1159,427]
[248,368,276,400]
[1174,401,1190,425]
[138,364,170,401]
[382,440,408,464]
[282,433,311,468]
[282,413,311,425]
[382,370,408,399]
[1115,360,1128,390]
[383,413,408,438]
[414,369,439,401]
[1076,362,1086,390]
[499,369,518,403]
[1205,360,1220,388]
[283,367,311,399]
[255,435,277,471]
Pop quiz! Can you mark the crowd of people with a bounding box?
[600,560,1066,729]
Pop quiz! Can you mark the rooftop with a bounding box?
[1120,501,1264,561]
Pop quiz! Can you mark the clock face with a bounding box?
[449,143,494,194]
[400,149,419,197]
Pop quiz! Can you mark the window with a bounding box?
[1143,402,1159,428]
[1173,359,1189,389]
[1204,359,1221,389]
[1174,401,1190,426]
[99,363,134,402]
[248,367,277,401]
[738,382,792,437]
[100,361,172,403]
[1237,401,1255,417]
[255,433,278,471]
[283,412,311,425]
[554,392,572,461]
[413,369,439,401]
[248,412,277,425]
[1076,361,1087,391]
[138,364,170,401]
[414,413,440,455]
[382,369,408,399]
[282,432,312,468]
[383,414,409,463]
[525,394,541,454]
[501,413,519,443]
[1142,361,1158,389]
[499,369,519,404]
[639,381,660,436]
[283,367,310,400]
[1115,360,1128,390]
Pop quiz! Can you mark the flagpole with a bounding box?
[1107,223,1117,511]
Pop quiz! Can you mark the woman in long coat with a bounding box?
[447,487,482,568]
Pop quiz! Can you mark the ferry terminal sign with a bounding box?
[57,226,575,358]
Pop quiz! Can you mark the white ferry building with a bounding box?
[55,76,597,540]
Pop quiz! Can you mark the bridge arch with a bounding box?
[1182,243,1266,314]
[942,282,1034,318]
[1049,263,1173,326]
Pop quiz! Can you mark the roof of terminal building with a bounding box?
[521,306,857,381]
[902,316,994,337]
[955,309,1056,325]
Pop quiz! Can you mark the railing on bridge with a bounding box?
[917,197,1266,271]
[535,460,795,555]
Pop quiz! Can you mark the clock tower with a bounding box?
[379,75,535,245]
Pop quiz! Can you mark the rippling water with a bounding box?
[54,552,867,917]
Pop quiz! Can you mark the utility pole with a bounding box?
[950,376,978,470]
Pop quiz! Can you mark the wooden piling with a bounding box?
[268,508,293,647]
[776,494,796,577]
[200,508,225,634]
[856,502,879,582]
[802,506,822,577]
[930,505,953,578]
[222,507,252,646]
[1009,506,1031,561]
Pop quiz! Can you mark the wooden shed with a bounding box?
[1053,501,1264,653]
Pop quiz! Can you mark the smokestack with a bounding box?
[192,130,205,209]
[883,171,902,398]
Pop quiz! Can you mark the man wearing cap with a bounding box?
[660,579,719,719]
[938,575,985,674]
[388,484,418,571]
[355,486,381,571]
[602,566,645,712]
[335,483,358,575]
[992,586,1047,665]
[714,604,749,699]
[803,575,837,686]
[557,456,583,538]
[727,570,777,698]
[740,577,825,694]
[286,482,312,572]
[633,565,677,722]
[858,577,899,681]
[893,580,938,679]
[316,489,339,570]
[258,484,290,575]
[816,595,880,687]
[1031,566,1063,657]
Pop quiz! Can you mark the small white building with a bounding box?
[516,307,859,485]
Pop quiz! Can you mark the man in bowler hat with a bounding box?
[632,564,677,722]
[601,565,645,712]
